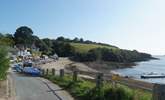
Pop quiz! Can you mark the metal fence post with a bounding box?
[42,69,45,76]
[60,69,64,78]
[73,71,78,81]
[153,84,165,100]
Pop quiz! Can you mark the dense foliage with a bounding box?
[0,34,13,80]
[0,47,9,80]
[72,48,153,62]
[51,41,75,57]
[14,26,34,47]
[0,33,14,46]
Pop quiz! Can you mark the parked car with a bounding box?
[23,67,41,76]
[13,64,23,72]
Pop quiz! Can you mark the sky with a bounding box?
[0,0,164,55]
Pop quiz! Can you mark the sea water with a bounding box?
[114,56,165,84]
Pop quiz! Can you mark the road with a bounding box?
[9,69,74,100]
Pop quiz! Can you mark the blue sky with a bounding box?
[0,0,164,55]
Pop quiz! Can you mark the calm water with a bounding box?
[114,56,165,84]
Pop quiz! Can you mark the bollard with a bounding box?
[60,69,64,78]
[153,84,165,100]
[73,71,78,81]
[96,73,104,99]
[96,73,104,88]
[52,68,55,75]
[46,69,49,75]
[42,69,45,76]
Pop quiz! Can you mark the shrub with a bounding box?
[0,46,10,80]
[44,75,137,100]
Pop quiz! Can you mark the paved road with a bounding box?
[10,70,74,100]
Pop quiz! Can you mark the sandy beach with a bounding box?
[39,57,98,73]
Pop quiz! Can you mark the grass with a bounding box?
[116,84,152,100]
[70,43,117,53]
[44,74,152,100]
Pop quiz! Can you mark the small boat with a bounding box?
[141,75,165,79]
[141,72,165,79]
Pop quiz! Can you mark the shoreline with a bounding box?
[38,57,158,79]
[39,57,154,91]
[39,57,138,74]
[83,61,137,74]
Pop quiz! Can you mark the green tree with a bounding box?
[42,38,53,48]
[14,26,34,47]
[73,37,80,42]
[0,33,14,46]
[80,38,84,43]
[56,36,65,41]
[52,41,75,57]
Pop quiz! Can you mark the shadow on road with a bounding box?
[41,80,63,100]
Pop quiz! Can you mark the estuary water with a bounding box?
[114,56,165,84]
